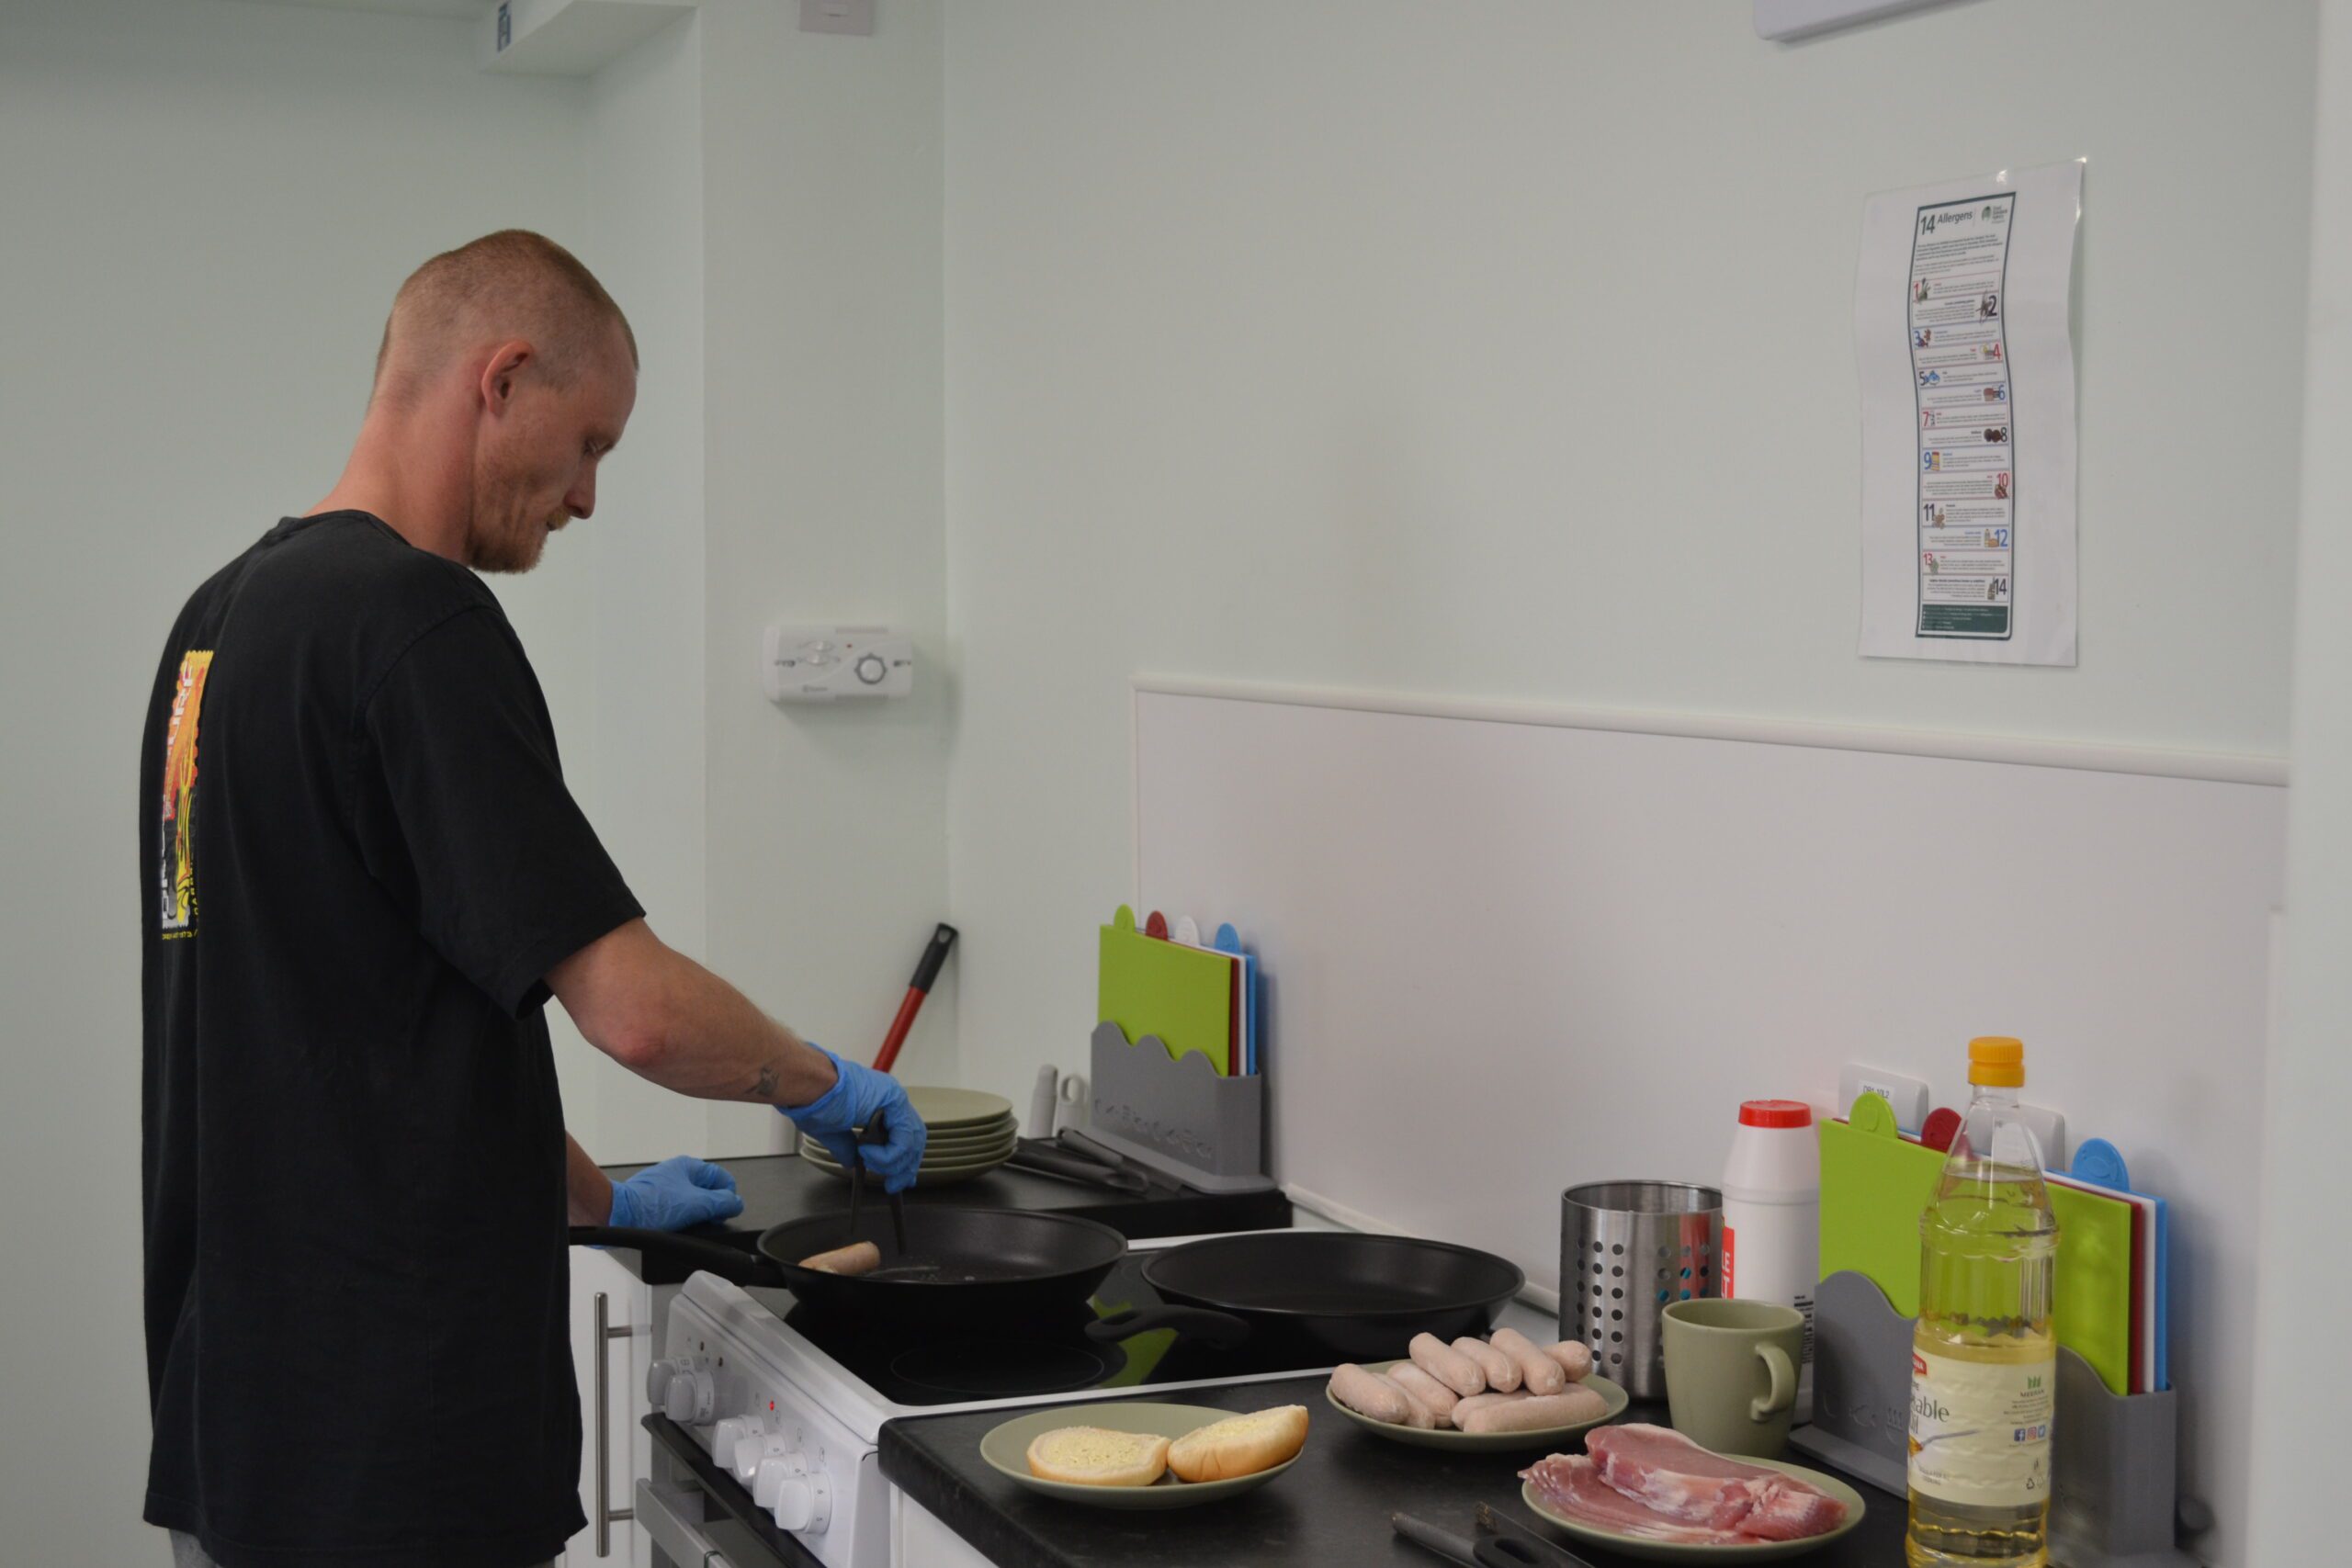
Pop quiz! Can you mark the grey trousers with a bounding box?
[172,1531,553,1568]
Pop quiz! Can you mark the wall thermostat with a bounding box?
[763,624,913,703]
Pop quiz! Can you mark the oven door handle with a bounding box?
[594,1290,639,1555]
[634,1477,744,1568]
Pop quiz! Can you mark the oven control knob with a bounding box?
[722,1422,775,1481]
[645,1358,683,1404]
[714,1416,765,1467]
[662,1365,715,1424]
[770,1472,833,1534]
[740,1434,798,1485]
[752,1450,809,1508]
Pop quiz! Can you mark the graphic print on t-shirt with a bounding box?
[158,649,214,936]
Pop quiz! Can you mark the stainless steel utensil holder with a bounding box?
[1790,1269,2204,1568]
[1559,1180,1723,1399]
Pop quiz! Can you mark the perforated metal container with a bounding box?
[1560,1180,1724,1399]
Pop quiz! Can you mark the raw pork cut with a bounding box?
[1738,1483,1851,1541]
[1585,1426,1846,1540]
[1519,1456,1747,1545]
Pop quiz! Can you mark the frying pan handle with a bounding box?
[1085,1304,1253,1348]
[568,1226,775,1287]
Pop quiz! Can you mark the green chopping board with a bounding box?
[1097,905,1235,1075]
[1819,1093,2135,1395]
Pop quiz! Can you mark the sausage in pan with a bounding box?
[798,1240,881,1276]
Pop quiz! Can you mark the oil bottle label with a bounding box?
[1907,1346,2054,1507]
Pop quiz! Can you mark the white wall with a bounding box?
[1139,689,2281,1562]
[568,12,713,1163]
[695,0,953,1157]
[941,0,2319,1095]
[2250,0,2352,1557]
[0,3,593,1562]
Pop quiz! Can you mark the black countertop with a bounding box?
[599,1153,1293,1282]
[877,1377,1907,1568]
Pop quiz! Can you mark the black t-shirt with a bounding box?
[139,512,641,1568]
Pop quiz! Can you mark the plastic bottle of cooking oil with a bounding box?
[1905,1037,2059,1568]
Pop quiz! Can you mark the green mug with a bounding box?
[1659,1298,1804,1459]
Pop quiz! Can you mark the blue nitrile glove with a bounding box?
[779,1046,928,1194]
[606,1156,745,1231]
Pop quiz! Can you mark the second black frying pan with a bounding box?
[571,1206,1126,1332]
[1086,1231,1526,1361]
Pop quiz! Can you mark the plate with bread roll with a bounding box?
[978,1401,1310,1509]
[1325,1328,1628,1450]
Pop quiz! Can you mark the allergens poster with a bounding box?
[1856,161,2081,665]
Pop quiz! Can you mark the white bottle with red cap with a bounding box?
[1721,1100,1820,1404]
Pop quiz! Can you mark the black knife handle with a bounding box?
[910,923,958,992]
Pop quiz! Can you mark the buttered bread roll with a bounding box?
[1024,1427,1170,1487]
[1167,1405,1309,1482]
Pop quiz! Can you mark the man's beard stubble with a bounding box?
[464,472,558,575]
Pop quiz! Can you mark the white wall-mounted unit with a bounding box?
[763,625,915,704]
[481,0,695,76]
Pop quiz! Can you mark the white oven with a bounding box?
[628,1234,1340,1568]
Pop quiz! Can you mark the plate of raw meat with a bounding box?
[1521,1425,1865,1560]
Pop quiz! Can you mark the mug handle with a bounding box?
[1751,1344,1796,1422]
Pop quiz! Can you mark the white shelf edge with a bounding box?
[1135,675,2288,789]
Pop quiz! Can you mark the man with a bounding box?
[138,231,927,1568]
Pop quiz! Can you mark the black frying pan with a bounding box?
[1086,1231,1525,1361]
[571,1206,1126,1332]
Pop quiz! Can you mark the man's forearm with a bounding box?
[549,920,841,1108]
[631,949,838,1104]
[566,1133,614,1225]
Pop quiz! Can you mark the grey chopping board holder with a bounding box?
[1085,1021,1274,1193]
[1789,1269,2204,1568]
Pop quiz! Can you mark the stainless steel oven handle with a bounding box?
[594,1291,638,1556]
[635,1477,743,1568]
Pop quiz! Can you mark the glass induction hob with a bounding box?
[746,1251,1331,1407]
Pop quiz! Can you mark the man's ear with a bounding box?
[478,340,535,413]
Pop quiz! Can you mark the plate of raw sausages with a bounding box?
[1324,1326,1629,1450]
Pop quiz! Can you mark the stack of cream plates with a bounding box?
[797,1085,1019,1187]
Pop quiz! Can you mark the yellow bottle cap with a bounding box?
[1968,1036,2025,1088]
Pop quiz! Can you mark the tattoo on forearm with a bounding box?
[751,1060,779,1101]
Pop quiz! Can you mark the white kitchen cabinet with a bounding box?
[891,1493,995,1568]
[560,1247,655,1568]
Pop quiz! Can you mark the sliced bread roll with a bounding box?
[1166,1404,1309,1483]
[1025,1427,1171,1487]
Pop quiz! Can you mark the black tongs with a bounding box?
[845,1116,909,1257]
[1391,1506,1598,1568]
